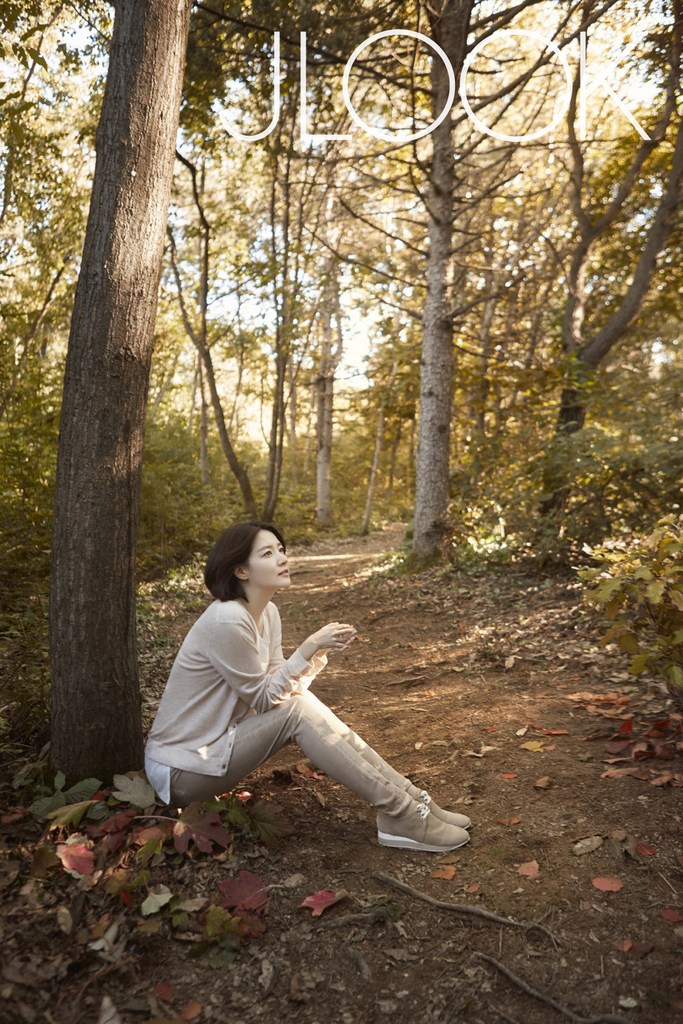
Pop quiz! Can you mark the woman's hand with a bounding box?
[298,622,357,661]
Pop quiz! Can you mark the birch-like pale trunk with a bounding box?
[412,0,475,558]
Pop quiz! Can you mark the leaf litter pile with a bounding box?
[1,525,682,1024]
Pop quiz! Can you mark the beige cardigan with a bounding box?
[144,599,325,780]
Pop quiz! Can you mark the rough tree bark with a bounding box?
[50,0,193,782]
[412,0,475,558]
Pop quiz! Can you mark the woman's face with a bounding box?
[240,529,290,592]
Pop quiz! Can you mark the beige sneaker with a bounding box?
[377,801,470,852]
[415,789,471,830]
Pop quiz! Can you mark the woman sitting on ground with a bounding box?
[144,522,471,853]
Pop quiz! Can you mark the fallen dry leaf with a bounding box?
[517,860,540,878]
[572,836,603,857]
[591,877,623,893]
[500,773,519,779]
[533,776,553,789]
[430,865,456,880]
[520,740,545,753]
[635,842,657,857]
[180,1002,203,1022]
[56,841,95,877]
[464,883,481,894]
[218,870,268,914]
[300,889,348,917]
[660,908,683,923]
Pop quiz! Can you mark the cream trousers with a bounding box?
[169,690,414,817]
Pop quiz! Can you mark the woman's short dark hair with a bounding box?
[204,522,286,602]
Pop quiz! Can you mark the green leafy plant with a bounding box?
[579,514,683,706]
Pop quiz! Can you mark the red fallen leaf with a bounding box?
[173,803,231,854]
[518,860,540,878]
[592,876,623,893]
[500,773,518,779]
[544,729,569,736]
[120,889,133,908]
[604,740,633,754]
[218,870,268,914]
[632,741,654,760]
[234,910,267,938]
[615,938,653,958]
[601,766,652,781]
[465,883,481,894]
[645,718,670,735]
[56,842,94,876]
[618,719,634,734]
[300,889,348,917]
[660,908,683,923]
[297,761,325,781]
[154,982,175,1003]
[99,809,137,833]
[636,843,657,856]
[650,770,683,786]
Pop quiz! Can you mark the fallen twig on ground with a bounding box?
[322,906,393,928]
[372,872,558,945]
[476,952,628,1024]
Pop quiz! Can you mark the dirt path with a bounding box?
[2,525,682,1024]
[151,525,682,1024]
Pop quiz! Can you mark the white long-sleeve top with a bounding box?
[144,598,326,800]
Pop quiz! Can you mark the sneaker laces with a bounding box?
[416,801,430,821]
[418,790,432,808]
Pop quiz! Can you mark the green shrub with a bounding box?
[578,514,683,706]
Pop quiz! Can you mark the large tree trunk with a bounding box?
[50,0,192,783]
[412,0,474,558]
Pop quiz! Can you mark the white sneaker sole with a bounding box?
[377,830,470,852]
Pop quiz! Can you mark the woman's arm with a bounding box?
[207,617,311,713]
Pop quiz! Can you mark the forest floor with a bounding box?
[2,523,683,1024]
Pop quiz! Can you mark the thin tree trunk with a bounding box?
[168,227,257,515]
[50,0,193,783]
[315,257,342,526]
[198,356,209,486]
[362,361,398,536]
[0,259,69,419]
[386,423,402,504]
[412,0,475,558]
